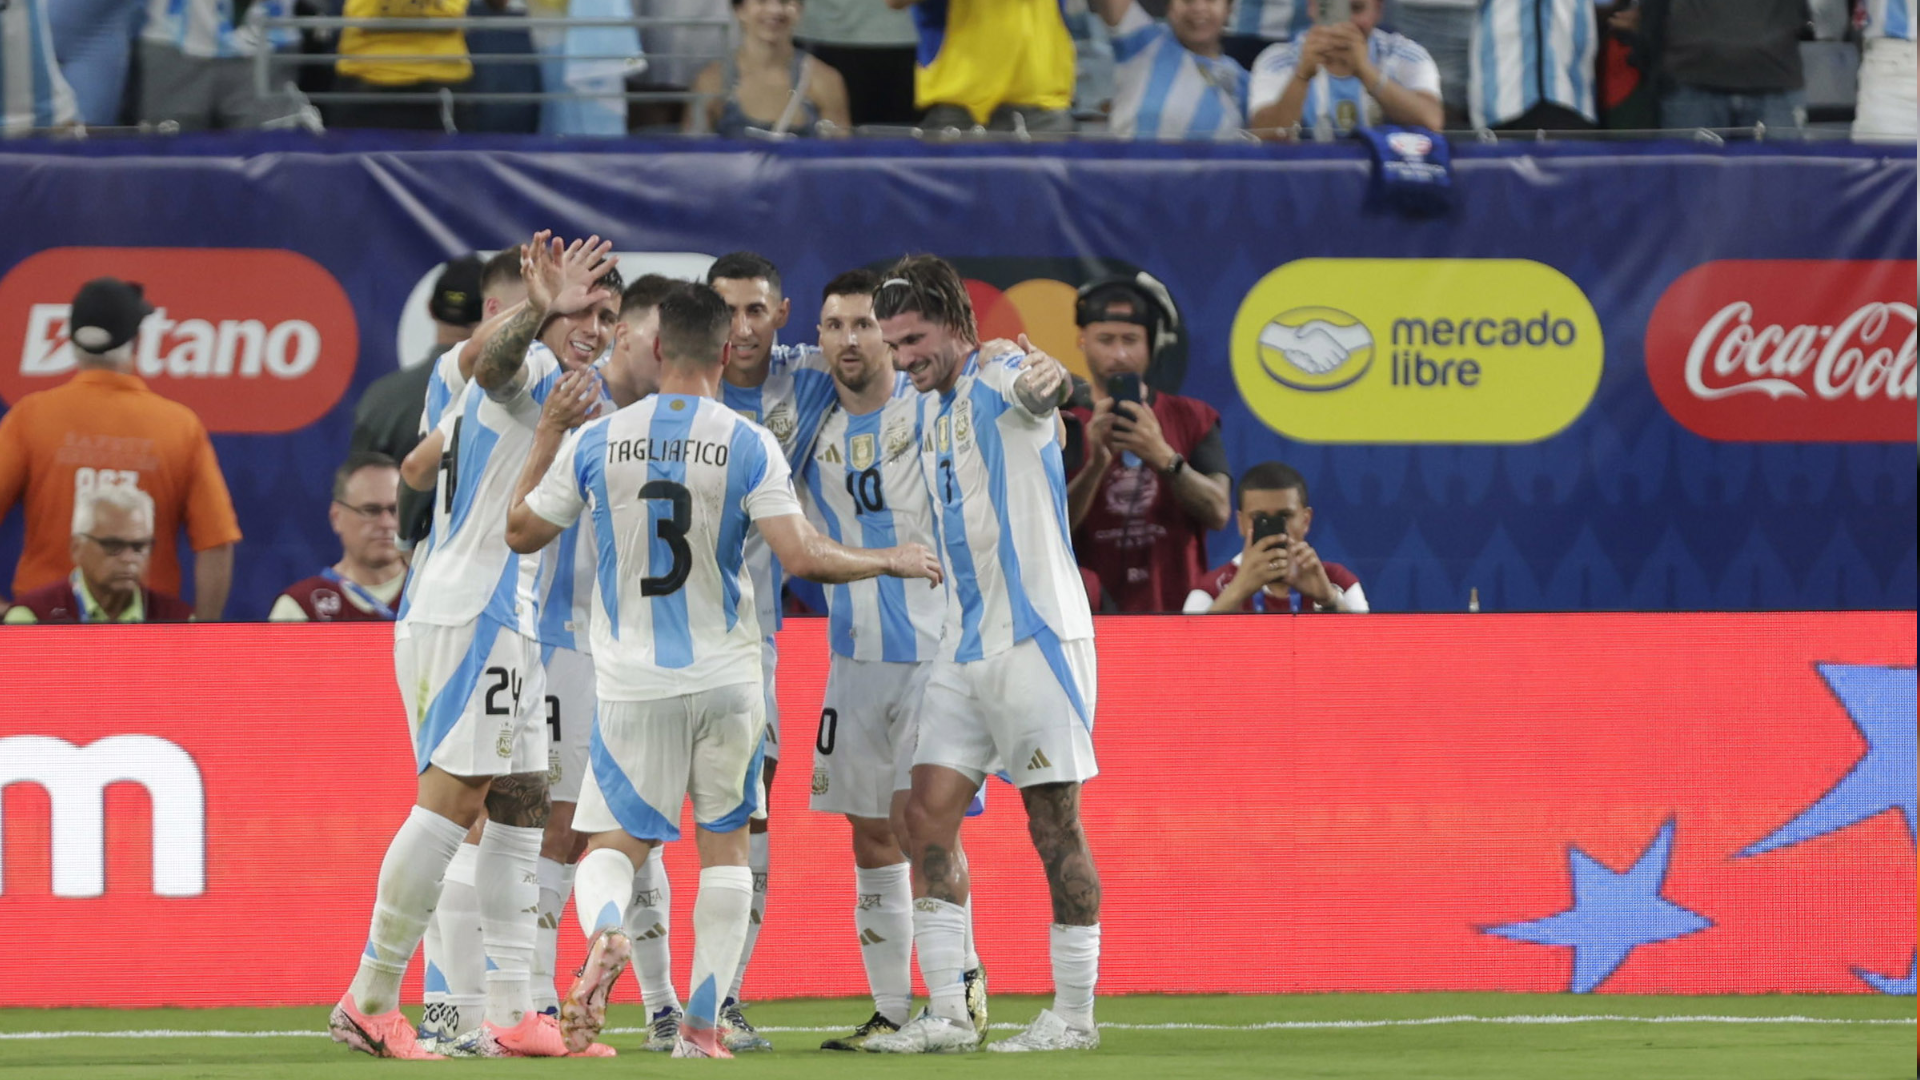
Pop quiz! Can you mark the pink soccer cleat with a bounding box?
[480,1011,569,1057]
[561,928,632,1054]
[329,995,445,1060]
[568,1042,618,1057]
[672,1025,734,1059]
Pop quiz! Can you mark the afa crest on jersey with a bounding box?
[850,433,877,471]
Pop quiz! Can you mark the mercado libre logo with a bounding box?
[0,247,359,434]
[1230,259,1604,443]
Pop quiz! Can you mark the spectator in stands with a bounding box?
[1185,461,1368,613]
[1066,275,1231,613]
[269,452,406,622]
[1631,0,1806,131]
[888,0,1076,132]
[351,248,523,546]
[1063,0,1118,124]
[1222,0,1305,70]
[1249,0,1442,137]
[1854,0,1916,139]
[50,0,144,127]
[3,486,193,624]
[1469,0,1597,130]
[137,0,301,130]
[1094,0,1251,139]
[798,0,920,125]
[0,278,241,620]
[687,0,852,135]
[1384,0,1473,126]
[532,0,645,136]
[330,0,473,130]
[2,0,81,136]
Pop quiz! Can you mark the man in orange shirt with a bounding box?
[0,277,242,620]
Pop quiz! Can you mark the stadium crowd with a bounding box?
[4,0,1913,139]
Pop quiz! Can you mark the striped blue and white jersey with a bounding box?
[1249,32,1440,137]
[1110,3,1249,139]
[421,344,469,437]
[2,0,79,136]
[918,351,1093,662]
[399,343,565,637]
[723,343,836,638]
[799,378,943,664]
[1865,0,1915,40]
[1468,0,1596,129]
[522,394,803,702]
[1228,0,1308,43]
[141,0,296,59]
[533,367,620,654]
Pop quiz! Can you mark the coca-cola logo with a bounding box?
[1646,260,1916,442]
[0,247,358,434]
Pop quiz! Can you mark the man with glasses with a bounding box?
[4,486,191,624]
[270,452,409,623]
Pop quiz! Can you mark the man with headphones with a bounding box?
[1064,273,1232,612]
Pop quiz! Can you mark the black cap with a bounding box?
[427,254,486,328]
[1075,279,1158,330]
[68,278,155,354]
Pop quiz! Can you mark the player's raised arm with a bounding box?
[1010,333,1072,416]
[475,232,617,394]
[757,512,943,587]
[400,426,445,492]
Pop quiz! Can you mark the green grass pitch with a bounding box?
[1,994,1911,1079]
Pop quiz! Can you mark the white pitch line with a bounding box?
[0,1015,1910,1041]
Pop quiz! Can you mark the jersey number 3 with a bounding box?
[640,479,692,597]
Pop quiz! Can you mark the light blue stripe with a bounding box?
[686,974,721,1031]
[1112,22,1161,63]
[802,438,855,657]
[425,373,452,428]
[425,962,449,994]
[1031,626,1092,732]
[577,422,620,641]
[445,394,498,542]
[1891,0,1912,39]
[1570,0,1592,116]
[592,901,622,933]
[937,397,986,662]
[1520,0,1540,115]
[415,617,504,773]
[647,397,698,668]
[29,0,54,130]
[968,378,1047,646]
[717,419,765,636]
[479,557,521,639]
[588,717,681,842]
[1040,431,1075,559]
[1187,69,1225,137]
[539,522,580,650]
[1477,1,1500,128]
[701,737,766,833]
[1134,32,1187,137]
[530,366,561,404]
[846,410,914,661]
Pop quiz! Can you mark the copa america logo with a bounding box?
[1387,132,1433,159]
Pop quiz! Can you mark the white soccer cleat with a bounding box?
[964,965,989,1035]
[720,998,772,1052]
[643,1006,683,1052]
[987,1008,1099,1052]
[862,1011,980,1054]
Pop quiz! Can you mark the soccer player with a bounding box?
[706,250,838,1050]
[797,269,993,1050]
[503,282,943,1059]
[865,255,1104,1054]
[329,232,619,1061]
[526,273,680,1036]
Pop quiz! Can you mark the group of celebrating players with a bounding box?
[327,233,1104,1060]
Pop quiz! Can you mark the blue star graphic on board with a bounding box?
[1484,819,1712,993]
[1853,954,1917,996]
[1739,664,1916,858]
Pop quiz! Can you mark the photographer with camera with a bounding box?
[1184,461,1368,614]
[1065,274,1231,614]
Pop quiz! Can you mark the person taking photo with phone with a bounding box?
[1184,461,1369,614]
[1065,274,1231,613]
[1246,0,1443,138]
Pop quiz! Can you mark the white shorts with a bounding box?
[809,655,932,819]
[395,617,548,779]
[573,683,767,842]
[759,636,781,762]
[916,633,1098,789]
[541,645,596,803]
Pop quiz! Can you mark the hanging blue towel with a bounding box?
[1356,125,1452,218]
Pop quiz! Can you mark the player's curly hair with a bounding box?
[873,254,977,342]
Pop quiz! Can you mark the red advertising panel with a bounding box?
[0,614,1912,1006]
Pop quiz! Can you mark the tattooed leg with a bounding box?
[485,771,552,829]
[1021,782,1100,926]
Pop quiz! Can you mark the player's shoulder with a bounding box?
[1376,29,1434,64]
[770,342,825,374]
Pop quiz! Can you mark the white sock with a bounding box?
[1049,923,1100,1030]
[854,864,913,1025]
[963,893,981,971]
[533,857,574,1013]
[686,865,755,1031]
[912,898,969,1024]
[573,847,636,938]
[436,844,486,1037]
[477,821,543,1028]
[626,845,679,1013]
[347,806,467,1016]
[420,875,448,1027]
[726,831,769,1003]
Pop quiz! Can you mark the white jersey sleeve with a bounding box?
[1248,41,1299,114]
[525,424,591,530]
[422,343,470,434]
